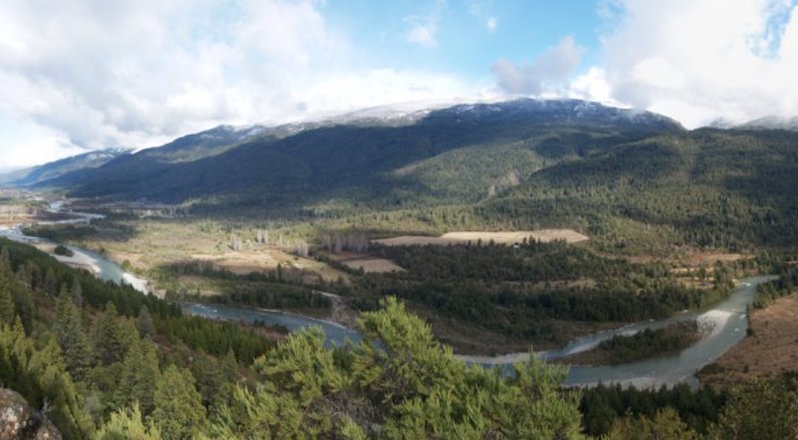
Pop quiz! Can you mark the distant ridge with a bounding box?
[30,98,683,202]
[707,115,798,131]
[0,148,129,187]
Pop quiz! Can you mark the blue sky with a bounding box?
[324,0,600,77]
[1,0,798,169]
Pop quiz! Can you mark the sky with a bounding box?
[1,0,798,169]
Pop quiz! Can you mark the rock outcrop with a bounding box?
[0,388,61,440]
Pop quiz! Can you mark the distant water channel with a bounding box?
[183,276,774,388]
[0,204,149,293]
[181,303,363,345]
[1,205,773,388]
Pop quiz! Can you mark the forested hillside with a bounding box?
[0,237,584,438]
[488,129,798,251]
[43,99,681,204]
[3,239,798,438]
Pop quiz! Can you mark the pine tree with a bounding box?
[71,277,83,307]
[0,315,95,438]
[212,297,584,439]
[93,302,125,366]
[136,306,154,339]
[43,267,58,296]
[113,337,161,416]
[150,364,207,439]
[0,282,14,325]
[96,403,163,440]
[53,290,93,381]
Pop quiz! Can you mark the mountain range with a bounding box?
[3,98,798,250]
[7,99,682,200]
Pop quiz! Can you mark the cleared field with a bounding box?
[191,250,350,283]
[372,229,589,246]
[0,204,32,227]
[342,258,405,273]
[700,292,798,387]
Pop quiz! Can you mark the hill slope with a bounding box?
[42,99,682,204]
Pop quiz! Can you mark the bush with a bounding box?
[53,245,74,257]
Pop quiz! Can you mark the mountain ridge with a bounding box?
[31,98,683,202]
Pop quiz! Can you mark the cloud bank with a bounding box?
[492,36,586,96]
[0,0,482,167]
[576,0,798,127]
[3,0,798,167]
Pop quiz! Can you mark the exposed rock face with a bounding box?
[0,388,61,440]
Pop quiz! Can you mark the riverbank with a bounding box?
[0,209,151,295]
[699,290,798,387]
[452,277,774,389]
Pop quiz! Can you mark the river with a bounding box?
[183,276,774,388]
[0,202,773,388]
[0,203,149,293]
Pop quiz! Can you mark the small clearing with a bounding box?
[700,292,798,387]
[686,252,746,266]
[342,258,405,273]
[190,250,349,283]
[372,229,588,246]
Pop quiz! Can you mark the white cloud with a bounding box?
[406,24,438,48]
[597,0,798,127]
[404,0,446,48]
[468,1,498,32]
[295,69,492,116]
[568,67,620,106]
[0,0,477,167]
[492,36,586,95]
[487,17,498,32]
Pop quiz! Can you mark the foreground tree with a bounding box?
[0,317,95,439]
[151,364,207,439]
[209,297,584,439]
[53,290,93,381]
[95,403,162,440]
[605,408,699,440]
[92,302,125,366]
[711,377,798,440]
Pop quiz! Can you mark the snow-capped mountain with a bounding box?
[0,148,130,187]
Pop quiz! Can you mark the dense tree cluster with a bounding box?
[0,238,270,438]
[753,264,798,309]
[161,261,332,312]
[353,241,734,342]
[593,321,699,365]
[580,384,726,437]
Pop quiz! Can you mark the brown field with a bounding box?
[700,292,798,387]
[372,229,589,246]
[342,258,405,273]
[190,250,350,283]
[0,204,32,227]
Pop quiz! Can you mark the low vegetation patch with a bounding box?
[53,244,74,257]
[562,320,701,366]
